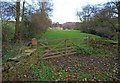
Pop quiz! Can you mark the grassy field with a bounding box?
[36,30,117,57]
[36,30,100,40]
[36,30,101,56]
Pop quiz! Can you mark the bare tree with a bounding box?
[76,1,118,39]
[0,2,16,27]
[76,4,95,22]
[21,0,53,39]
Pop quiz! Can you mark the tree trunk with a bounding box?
[21,0,25,39]
[117,1,120,79]
[14,1,20,42]
[21,0,25,23]
[118,1,120,56]
[118,2,120,59]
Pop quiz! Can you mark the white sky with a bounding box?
[2,0,111,23]
[51,0,111,24]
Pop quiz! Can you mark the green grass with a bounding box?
[36,30,100,56]
[36,30,100,40]
[36,30,117,57]
[31,58,69,81]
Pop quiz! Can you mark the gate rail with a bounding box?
[37,38,83,59]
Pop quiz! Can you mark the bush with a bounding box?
[75,21,117,40]
[21,16,33,40]
[21,12,51,40]
[2,22,15,42]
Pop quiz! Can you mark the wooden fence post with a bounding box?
[31,38,38,48]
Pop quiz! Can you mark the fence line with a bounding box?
[37,38,82,59]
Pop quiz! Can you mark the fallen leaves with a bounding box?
[45,54,118,81]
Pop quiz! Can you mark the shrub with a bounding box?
[21,12,51,40]
[2,22,15,42]
[21,16,33,40]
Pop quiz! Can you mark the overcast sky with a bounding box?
[2,0,111,23]
[51,0,111,24]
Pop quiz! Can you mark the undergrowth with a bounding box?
[2,41,25,63]
[76,38,117,57]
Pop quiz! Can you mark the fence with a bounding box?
[37,38,84,59]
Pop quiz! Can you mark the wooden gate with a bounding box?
[37,38,83,59]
